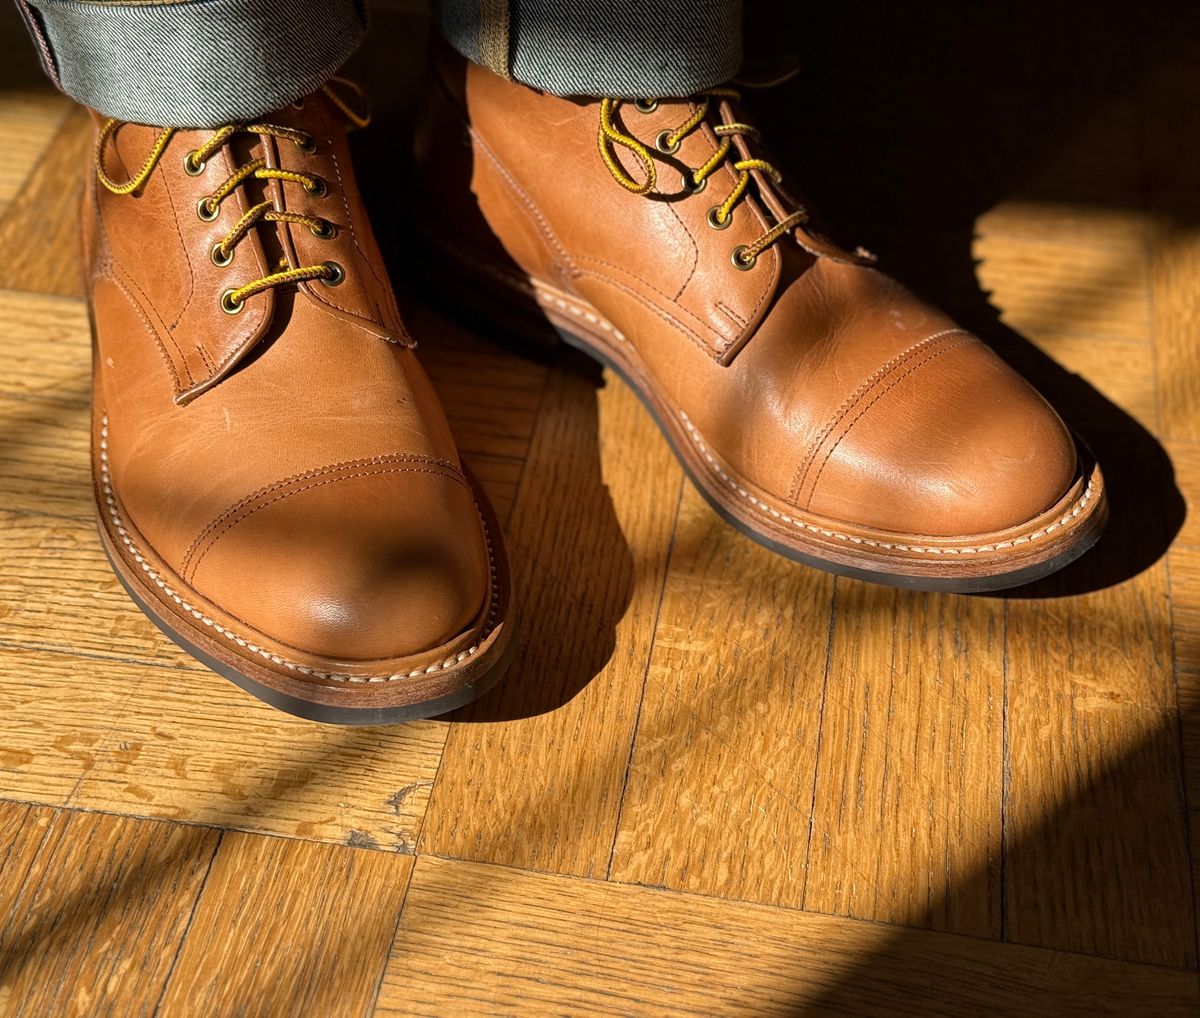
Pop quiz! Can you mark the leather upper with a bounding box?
[86,89,492,663]
[417,46,1079,539]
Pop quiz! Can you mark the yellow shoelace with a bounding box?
[598,90,807,270]
[96,80,370,313]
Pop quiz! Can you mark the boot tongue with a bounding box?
[716,97,877,267]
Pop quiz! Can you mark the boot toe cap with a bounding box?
[804,338,1079,537]
[188,465,490,663]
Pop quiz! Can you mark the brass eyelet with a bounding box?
[197,198,219,222]
[321,261,345,286]
[731,245,757,271]
[291,98,306,110]
[706,206,731,230]
[183,151,205,176]
[295,134,316,154]
[682,171,707,195]
[310,219,336,240]
[220,289,244,314]
[655,130,680,154]
[635,98,659,113]
[210,243,233,267]
[305,177,327,198]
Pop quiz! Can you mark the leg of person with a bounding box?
[412,0,1107,592]
[13,0,515,722]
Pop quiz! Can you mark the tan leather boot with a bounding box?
[87,82,513,723]
[413,46,1107,592]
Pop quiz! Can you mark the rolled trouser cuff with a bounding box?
[437,0,743,99]
[19,0,368,127]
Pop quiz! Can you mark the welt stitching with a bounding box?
[802,338,973,509]
[180,453,463,573]
[677,411,1096,556]
[789,329,967,502]
[186,465,471,582]
[99,416,500,682]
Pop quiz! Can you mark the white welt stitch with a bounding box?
[675,411,1095,556]
[99,415,500,684]
[535,289,626,342]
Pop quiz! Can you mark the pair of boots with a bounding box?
[87,45,1106,724]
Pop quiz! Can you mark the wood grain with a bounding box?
[1003,566,1196,969]
[0,801,219,1017]
[69,683,448,851]
[0,91,69,214]
[419,358,684,877]
[803,582,1003,937]
[609,485,833,906]
[0,107,91,298]
[378,855,1200,1017]
[0,647,145,806]
[157,831,412,1016]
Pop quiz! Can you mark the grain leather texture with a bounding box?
[84,87,511,714]
[413,45,1106,586]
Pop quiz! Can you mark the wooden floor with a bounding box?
[3,5,1200,1015]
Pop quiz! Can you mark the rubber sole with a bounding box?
[418,241,1108,593]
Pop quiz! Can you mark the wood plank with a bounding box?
[973,231,1151,345]
[0,640,447,849]
[0,289,90,404]
[420,356,684,876]
[0,91,69,214]
[802,582,1002,937]
[608,486,832,906]
[1003,563,1196,969]
[0,106,91,298]
[1008,334,1157,432]
[1166,442,1200,550]
[157,831,411,1016]
[0,802,219,1017]
[377,855,1200,1017]
[70,676,447,851]
[0,648,144,806]
[0,512,191,666]
[1168,546,1200,810]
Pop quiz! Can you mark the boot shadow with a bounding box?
[746,0,1195,597]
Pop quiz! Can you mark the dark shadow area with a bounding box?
[745,0,1195,597]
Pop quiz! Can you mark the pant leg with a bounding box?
[435,0,743,98]
[14,0,368,127]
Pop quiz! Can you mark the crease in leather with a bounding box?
[798,336,975,510]
[183,456,471,582]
